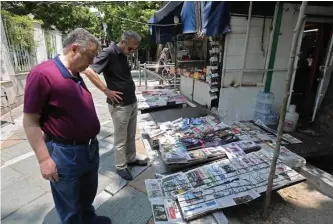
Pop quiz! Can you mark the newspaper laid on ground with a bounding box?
[151,198,184,223]
[145,179,164,201]
[258,144,306,168]
[146,150,305,222]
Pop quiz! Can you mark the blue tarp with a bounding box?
[148,1,231,43]
[180,1,196,34]
[202,1,231,36]
[148,1,184,44]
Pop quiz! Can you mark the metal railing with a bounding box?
[1,18,37,74]
[137,61,180,90]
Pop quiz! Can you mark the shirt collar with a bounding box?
[53,55,82,81]
[113,43,123,55]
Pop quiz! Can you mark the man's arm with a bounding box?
[83,67,107,92]
[84,47,123,103]
[23,72,58,182]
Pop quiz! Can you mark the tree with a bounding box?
[1,1,102,37]
[97,1,161,49]
[262,1,308,219]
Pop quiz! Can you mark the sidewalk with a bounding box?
[1,77,154,224]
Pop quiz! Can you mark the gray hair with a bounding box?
[62,28,101,52]
[121,31,141,43]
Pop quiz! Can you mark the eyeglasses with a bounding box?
[124,41,138,52]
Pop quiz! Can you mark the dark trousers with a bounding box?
[45,139,100,224]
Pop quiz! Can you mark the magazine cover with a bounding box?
[188,149,207,161]
[282,134,302,144]
[145,179,165,201]
[151,198,185,224]
[205,146,227,157]
[185,168,206,188]
[161,172,194,198]
[233,140,258,151]
[222,144,246,160]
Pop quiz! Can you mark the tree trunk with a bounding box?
[262,1,308,219]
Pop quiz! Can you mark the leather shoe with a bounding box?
[116,167,133,180]
[85,216,112,224]
[127,158,148,166]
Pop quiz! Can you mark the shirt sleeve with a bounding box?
[23,71,51,114]
[90,46,112,74]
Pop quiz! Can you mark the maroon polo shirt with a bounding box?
[24,56,100,141]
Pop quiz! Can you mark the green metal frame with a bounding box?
[264,2,284,93]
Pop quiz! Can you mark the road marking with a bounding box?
[1,151,35,168]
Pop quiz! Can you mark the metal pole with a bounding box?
[240,1,253,87]
[138,61,141,86]
[144,63,147,90]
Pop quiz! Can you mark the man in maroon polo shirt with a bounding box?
[23,28,111,224]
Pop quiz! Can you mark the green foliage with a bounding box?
[44,30,54,58]
[2,1,161,49]
[98,1,161,49]
[1,2,103,37]
[1,10,36,52]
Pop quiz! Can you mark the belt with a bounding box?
[44,133,96,146]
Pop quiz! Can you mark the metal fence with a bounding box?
[44,30,57,59]
[1,17,37,74]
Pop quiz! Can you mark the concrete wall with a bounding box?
[217,4,333,122]
[33,23,48,64]
[217,16,272,121]
[270,3,333,112]
[1,18,17,107]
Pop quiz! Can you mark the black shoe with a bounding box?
[127,158,149,167]
[85,216,112,224]
[116,167,133,180]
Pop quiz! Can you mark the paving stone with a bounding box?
[104,165,150,195]
[97,173,115,194]
[1,177,48,219]
[1,192,57,224]
[103,122,114,129]
[12,129,27,139]
[146,216,154,224]
[99,150,118,179]
[96,186,152,224]
[99,141,114,156]
[1,140,32,162]
[1,166,24,190]
[98,126,114,140]
[1,135,25,149]
[102,136,115,144]
[129,166,155,193]
[136,139,148,156]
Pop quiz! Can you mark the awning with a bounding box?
[148,1,231,43]
[148,1,184,44]
[181,1,231,36]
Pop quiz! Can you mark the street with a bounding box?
[1,76,156,224]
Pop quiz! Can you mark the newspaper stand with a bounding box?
[138,107,307,223]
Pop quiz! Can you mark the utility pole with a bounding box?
[263,1,308,219]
